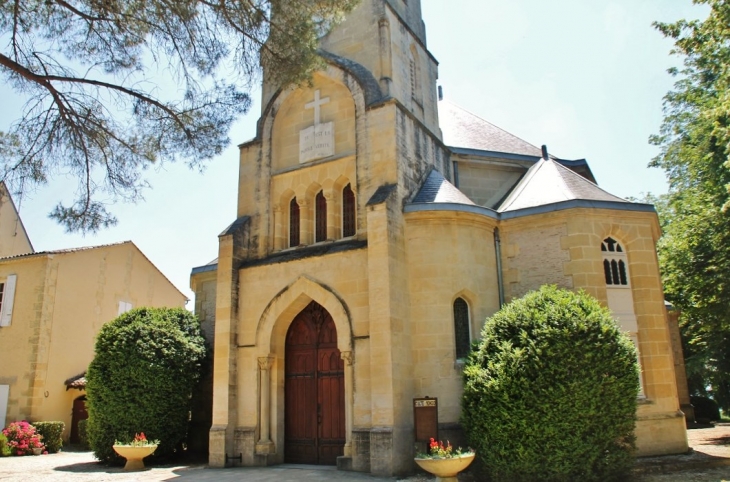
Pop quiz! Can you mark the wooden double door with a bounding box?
[284,301,345,465]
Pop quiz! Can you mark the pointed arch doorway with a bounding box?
[284,301,345,465]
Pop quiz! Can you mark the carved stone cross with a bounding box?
[305,90,330,126]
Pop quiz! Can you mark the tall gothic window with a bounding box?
[453,297,471,359]
[315,190,327,242]
[602,237,628,286]
[342,184,356,238]
[289,197,300,247]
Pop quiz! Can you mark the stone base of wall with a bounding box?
[636,411,689,456]
[234,427,257,466]
[208,425,227,468]
[352,429,371,472]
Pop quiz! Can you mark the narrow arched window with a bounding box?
[315,190,327,242]
[453,298,471,359]
[601,237,628,286]
[342,184,356,238]
[289,197,300,247]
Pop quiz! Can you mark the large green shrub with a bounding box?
[33,422,64,453]
[86,307,207,464]
[462,285,640,482]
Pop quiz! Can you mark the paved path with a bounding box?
[2,424,730,481]
[0,453,402,482]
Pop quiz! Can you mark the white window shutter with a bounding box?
[118,301,133,315]
[0,274,17,327]
[0,385,9,430]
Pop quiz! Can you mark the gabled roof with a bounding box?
[498,159,628,212]
[412,170,476,205]
[438,100,543,157]
[0,240,187,301]
[0,240,130,261]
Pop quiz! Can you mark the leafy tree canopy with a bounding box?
[650,0,730,409]
[0,0,357,232]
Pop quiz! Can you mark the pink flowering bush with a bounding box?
[2,421,45,456]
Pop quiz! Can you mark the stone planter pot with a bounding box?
[112,444,158,471]
[414,453,475,482]
[31,448,42,455]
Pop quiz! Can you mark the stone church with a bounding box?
[190,0,688,475]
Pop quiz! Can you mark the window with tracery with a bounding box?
[315,190,327,242]
[602,237,628,286]
[453,297,471,360]
[342,184,356,238]
[289,197,300,247]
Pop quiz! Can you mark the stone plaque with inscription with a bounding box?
[299,121,334,163]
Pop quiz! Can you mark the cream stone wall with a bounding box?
[271,75,356,172]
[501,218,573,301]
[0,256,49,428]
[455,160,525,208]
[502,207,687,456]
[233,246,369,465]
[0,243,186,439]
[404,210,500,423]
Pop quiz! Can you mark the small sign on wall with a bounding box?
[413,397,438,442]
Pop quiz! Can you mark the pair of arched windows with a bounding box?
[602,237,629,286]
[289,184,356,248]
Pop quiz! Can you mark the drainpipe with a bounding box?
[494,227,505,308]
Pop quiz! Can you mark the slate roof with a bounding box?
[498,159,628,212]
[438,100,543,157]
[412,170,476,205]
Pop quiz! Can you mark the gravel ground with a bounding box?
[1,425,729,481]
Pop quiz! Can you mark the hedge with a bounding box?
[78,419,89,449]
[462,285,640,482]
[33,422,64,453]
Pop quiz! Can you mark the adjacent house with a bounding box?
[0,190,187,442]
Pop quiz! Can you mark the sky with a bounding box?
[0,0,709,305]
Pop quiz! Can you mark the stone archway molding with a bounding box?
[253,275,355,459]
[255,275,353,356]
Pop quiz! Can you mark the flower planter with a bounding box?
[414,453,475,482]
[32,448,42,456]
[112,444,158,471]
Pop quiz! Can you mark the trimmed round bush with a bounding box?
[33,422,64,453]
[86,307,207,464]
[78,419,89,449]
[462,285,640,482]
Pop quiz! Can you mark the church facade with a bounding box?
[190,0,688,475]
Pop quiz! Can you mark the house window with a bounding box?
[453,297,471,359]
[315,190,327,242]
[342,184,356,238]
[289,197,300,247]
[0,282,5,316]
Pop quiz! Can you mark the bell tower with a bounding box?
[262,0,440,136]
